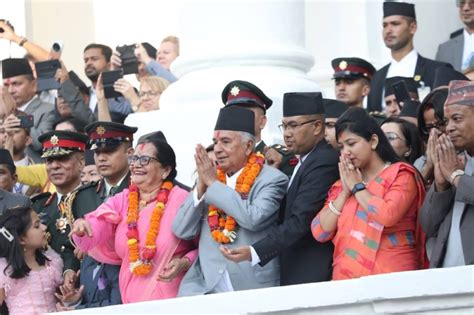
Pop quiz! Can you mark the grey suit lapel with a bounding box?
[24,97,42,115]
[453,35,464,71]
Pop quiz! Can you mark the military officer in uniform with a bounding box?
[72,121,137,216]
[331,57,376,108]
[31,130,89,287]
[221,80,297,177]
[56,122,137,309]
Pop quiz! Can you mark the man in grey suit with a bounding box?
[420,80,474,268]
[172,106,288,296]
[435,0,474,72]
[2,58,54,162]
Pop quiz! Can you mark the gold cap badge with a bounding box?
[50,135,59,146]
[339,60,348,70]
[414,75,421,82]
[96,126,106,136]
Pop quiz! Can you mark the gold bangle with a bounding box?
[18,37,28,47]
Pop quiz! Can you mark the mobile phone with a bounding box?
[102,70,123,99]
[116,44,138,75]
[35,60,61,91]
[19,115,34,128]
[391,80,411,103]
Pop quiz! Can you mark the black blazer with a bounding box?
[252,139,339,285]
[367,54,452,112]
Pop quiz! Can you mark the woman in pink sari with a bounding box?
[71,138,197,303]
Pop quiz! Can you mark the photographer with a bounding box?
[0,20,49,62]
[1,58,54,162]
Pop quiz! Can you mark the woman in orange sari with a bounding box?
[312,107,426,280]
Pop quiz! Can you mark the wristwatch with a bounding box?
[449,169,465,184]
[351,182,366,195]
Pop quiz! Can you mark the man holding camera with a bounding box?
[2,58,54,162]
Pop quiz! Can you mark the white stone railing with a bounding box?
[67,265,474,314]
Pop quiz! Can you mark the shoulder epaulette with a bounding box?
[76,180,100,193]
[30,192,52,204]
[271,144,292,156]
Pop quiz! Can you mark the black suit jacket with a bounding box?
[367,54,451,112]
[253,139,339,285]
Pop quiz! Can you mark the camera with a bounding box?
[116,44,138,75]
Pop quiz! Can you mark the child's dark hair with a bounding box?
[0,206,49,279]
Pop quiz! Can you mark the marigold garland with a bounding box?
[126,181,173,276]
[208,152,264,244]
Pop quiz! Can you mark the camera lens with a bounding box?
[52,43,61,52]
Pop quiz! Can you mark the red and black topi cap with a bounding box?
[221,80,273,112]
[331,57,376,81]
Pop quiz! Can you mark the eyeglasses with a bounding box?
[139,91,160,98]
[385,132,405,142]
[278,119,318,133]
[127,155,159,166]
[425,119,448,133]
[456,0,474,7]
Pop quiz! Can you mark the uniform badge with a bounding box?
[414,75,421,82]
[50,135,59,146]
[339,60,348,70]
[96,126,106,136]
[230,86,240,96]
[55,217,69,234]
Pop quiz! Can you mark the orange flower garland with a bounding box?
[208,152,264,244]
[126,181,173,276]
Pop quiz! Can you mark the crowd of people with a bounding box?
[0,1,473,314]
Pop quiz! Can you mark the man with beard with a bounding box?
[31,130,88,288]
[367,2,451,112]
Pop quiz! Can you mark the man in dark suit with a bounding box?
[221,80,297,177]
[436,0,474,72]
[221,92,339,285]
[367,2,451,112]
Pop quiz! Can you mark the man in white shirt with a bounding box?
[367,2,451,112]
[436,0,474,72]
[172,106,288,296]
[2,58,54,161]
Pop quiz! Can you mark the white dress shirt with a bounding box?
[88,87,97,112]
[192,168,244,293]
[462,29,474,70]
[386,49,419,79]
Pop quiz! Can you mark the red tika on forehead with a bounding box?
[137,143,146,151]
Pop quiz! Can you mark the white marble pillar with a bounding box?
[126,0,319,185]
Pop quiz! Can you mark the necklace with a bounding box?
[126,181,173,276]
[208,153,265,244]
